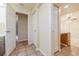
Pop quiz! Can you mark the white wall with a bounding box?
[61,15,70,33]
[70,11,79,47]
[39,4,51,56]
[0,5,6,36]
[38,4,52,55]
[61,11,79,48]
[32,10,39,47]
[31,4,52,56]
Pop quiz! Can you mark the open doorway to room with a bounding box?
[54,3,79,56]
[16,12,28,46]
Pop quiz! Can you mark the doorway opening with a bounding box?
[54,3,79,56]
[16,12,28,46]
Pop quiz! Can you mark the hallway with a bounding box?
[0,3,54,56]
[10,41,43,56]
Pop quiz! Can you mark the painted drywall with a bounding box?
[5,4,16,55]
[61,11,79,47]
[38,4,51,56]
[0,6,6,36]
[29,4,40,45]
[31,4,52,55]
[32,10,39,48]
[70,11,79,47]
[17,14,28,41]
[61,15,70,33]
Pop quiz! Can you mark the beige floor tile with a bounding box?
[10,41,43,56]
[55,46,79,56]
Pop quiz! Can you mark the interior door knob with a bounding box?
[5,31,11,33]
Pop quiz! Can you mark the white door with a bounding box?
[5,4,16,55]
[32,11,38,48]
[53,5,60,53]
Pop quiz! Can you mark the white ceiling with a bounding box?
[19,3,36,10]
[56,3,79,15]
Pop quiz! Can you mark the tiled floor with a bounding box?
[10,41,43,56]
[10,41,79,56]
[55,46,79,56]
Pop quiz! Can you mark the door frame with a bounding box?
[16,12,28,42]
[53,4,61,55]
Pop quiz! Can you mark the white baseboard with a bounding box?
[37,48,46,56]
[33,43,38,48]
[33,43,46,56]
[17,39,28,42]
[29,42,46,56]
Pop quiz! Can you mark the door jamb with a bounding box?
[53,4,61,55]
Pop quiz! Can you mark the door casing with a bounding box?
[52,4,60,55]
